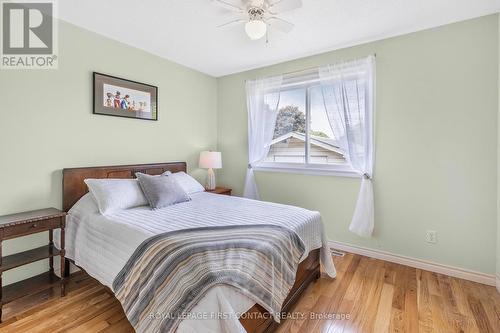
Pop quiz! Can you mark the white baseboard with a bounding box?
[329,240,496,286]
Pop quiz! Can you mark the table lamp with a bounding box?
[199,151,222,190]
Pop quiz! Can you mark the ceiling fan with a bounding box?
[212,0,302,40]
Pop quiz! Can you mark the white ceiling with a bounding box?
[57,0,500,77]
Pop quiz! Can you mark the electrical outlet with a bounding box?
[426,230,437,244]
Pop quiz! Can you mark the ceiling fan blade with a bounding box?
[217,18,246,28]
[267,17,294,33]
[211,0,245,13]
[268,0,302,13]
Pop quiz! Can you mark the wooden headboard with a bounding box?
[62,162,187,211]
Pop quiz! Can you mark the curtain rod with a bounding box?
[245,53,376,82]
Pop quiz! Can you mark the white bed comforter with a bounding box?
[55,192,336,333]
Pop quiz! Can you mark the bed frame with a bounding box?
[62,162,320,333]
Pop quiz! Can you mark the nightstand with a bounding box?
[206,187,232,196]
[0,208,66,321]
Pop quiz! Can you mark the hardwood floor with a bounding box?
[0,253,498,332]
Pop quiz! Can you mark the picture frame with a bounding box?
[93,72,158,121]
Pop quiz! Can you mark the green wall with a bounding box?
[218,15,499,275]
[497,13,500,288]
[0,20,218,285]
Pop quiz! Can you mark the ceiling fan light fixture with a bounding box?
[245,20,267,40]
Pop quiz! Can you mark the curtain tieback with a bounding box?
[248,163,253,169]
[363,173,372,180]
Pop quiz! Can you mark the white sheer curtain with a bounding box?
[243,75,283,199]
[319,55,375,237]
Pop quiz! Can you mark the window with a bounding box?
[263,88,307,164]
[245,56,375,234]
[256,72,356,176]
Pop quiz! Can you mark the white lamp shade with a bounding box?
[245,20,267,40]
[199,151,222,169]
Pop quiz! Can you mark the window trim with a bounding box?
[253,162,360,177]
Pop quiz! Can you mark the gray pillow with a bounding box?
[135,172,190,209]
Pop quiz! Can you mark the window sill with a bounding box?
[252,164,361,178]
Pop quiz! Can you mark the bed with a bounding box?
[58,162,336,333]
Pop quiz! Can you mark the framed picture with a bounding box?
[93,72,158,121]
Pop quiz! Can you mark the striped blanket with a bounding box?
[112,224,305,333]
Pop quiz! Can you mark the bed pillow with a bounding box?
[136,172,191,209]
[164,171,205,194]
[68,192,99,216]
[84,178,148,215]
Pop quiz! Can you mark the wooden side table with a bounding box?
[0,208,66,321]
[206,187,232,196]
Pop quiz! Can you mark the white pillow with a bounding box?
[68,193,99,216]
[165,171,205,194]
[84,178,148,215]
